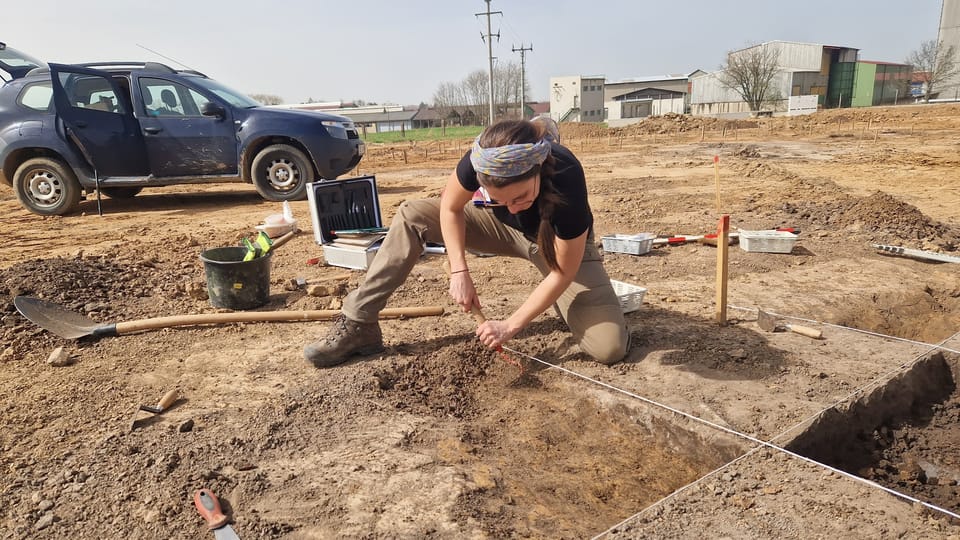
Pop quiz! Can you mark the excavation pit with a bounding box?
[787,351,960,518]
[369,339,747,537]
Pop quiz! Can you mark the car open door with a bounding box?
[49,63,148,177]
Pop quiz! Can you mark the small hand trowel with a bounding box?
[130,388,179,431]
[195,488,241,540]
[757,308,823,339]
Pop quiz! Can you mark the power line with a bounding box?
[475,0,501,124]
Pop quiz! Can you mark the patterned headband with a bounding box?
[469,137,551,178]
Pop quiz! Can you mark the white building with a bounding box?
[549,76,605,123]
[939,0,960,98]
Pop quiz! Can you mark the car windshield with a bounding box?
[188,76,261,108]
[0,43,47,82]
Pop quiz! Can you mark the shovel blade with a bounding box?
[14,296,102,339]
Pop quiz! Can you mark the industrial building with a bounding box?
[549,73,702,126]
[690,41,910,118]
[549,75,606,123]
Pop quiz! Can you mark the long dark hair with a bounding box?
[475,119,565,271]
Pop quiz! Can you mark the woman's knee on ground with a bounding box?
[579,325,629,365]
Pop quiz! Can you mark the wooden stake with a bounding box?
[715,214,730,326]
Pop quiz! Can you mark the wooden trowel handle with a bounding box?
[470,305,487,324]
[113,307,443,335]
[786,324,822,339]
[156,388,179,411]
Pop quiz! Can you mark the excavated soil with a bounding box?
[3,104,960,539]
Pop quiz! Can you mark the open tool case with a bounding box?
[306,176,384,270]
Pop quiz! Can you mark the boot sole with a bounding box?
[304,343,385,369]
[355,344,385,356]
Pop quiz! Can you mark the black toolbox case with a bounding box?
[305,176,383,245]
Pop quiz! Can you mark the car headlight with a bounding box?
[321,120,353,139]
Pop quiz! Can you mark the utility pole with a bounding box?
[476,0,501,125]
[512,43,533,119]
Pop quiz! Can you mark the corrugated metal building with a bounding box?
[830,61,912,107]
[601,73,703,126]
[605,88,687,127]
[691,41,861,117]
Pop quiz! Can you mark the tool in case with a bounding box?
[306,176,384,270]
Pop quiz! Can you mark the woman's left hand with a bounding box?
[476,320,517,350]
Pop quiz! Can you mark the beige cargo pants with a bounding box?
[341,198,629,364]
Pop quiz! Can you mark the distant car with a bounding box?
[0,42,365,215]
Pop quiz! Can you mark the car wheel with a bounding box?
[13,157,83,216]
[100,187,143,199]
[250,144,313,201]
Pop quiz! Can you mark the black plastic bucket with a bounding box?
[199,247,272,310]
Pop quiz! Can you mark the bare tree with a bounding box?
[719,44,782,114]
[432,81,461,124]
[432,62,526,125]
[463,70,490,125]
[905,39,960,102]
[248,94,284,105]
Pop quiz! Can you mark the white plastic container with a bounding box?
[611,279,647,313]
[738,230,798,253]
[601,233,656,255]
[257,214,297,238]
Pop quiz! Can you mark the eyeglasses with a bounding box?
[474,176,540,208]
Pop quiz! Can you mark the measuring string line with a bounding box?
[500,345,960,523]
[595,327,960,539]
[767,328,960,446]
[592,317,960,536]
[728,304,960,355]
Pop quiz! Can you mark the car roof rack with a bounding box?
[77,61,178,73]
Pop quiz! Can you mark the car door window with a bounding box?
[138,78,208,117]
[56,72,124,114]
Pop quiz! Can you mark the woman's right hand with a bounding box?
[448,271,481,314]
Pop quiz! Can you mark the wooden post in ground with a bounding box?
[715,214,730,326]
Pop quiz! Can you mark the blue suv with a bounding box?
[0,42,365,215]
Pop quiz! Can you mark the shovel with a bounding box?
[757,308,822,339]
[14,296,443,340]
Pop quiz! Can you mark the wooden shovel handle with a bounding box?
[113,306,443,335]
[786,324,822,339]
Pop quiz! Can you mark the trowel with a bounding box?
[757,308,823,339]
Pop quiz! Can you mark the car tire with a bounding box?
[13,157,83,216]
[100,187,143,199]
[250,144,314,201]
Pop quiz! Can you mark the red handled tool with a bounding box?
[194,489,240,540]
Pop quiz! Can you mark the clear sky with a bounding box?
[2,0,946,106]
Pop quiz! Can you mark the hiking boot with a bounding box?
[304,315,384,368]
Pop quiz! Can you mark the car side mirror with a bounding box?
[201,102,226,119]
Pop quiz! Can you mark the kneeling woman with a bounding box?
[305,117,629,367]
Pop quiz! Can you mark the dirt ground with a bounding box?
[2,104,960,539]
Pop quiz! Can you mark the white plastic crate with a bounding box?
[611,279,647,313]
[738,230,798,253]
[601,233,656,255]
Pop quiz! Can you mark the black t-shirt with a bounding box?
[456,143,593,241]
